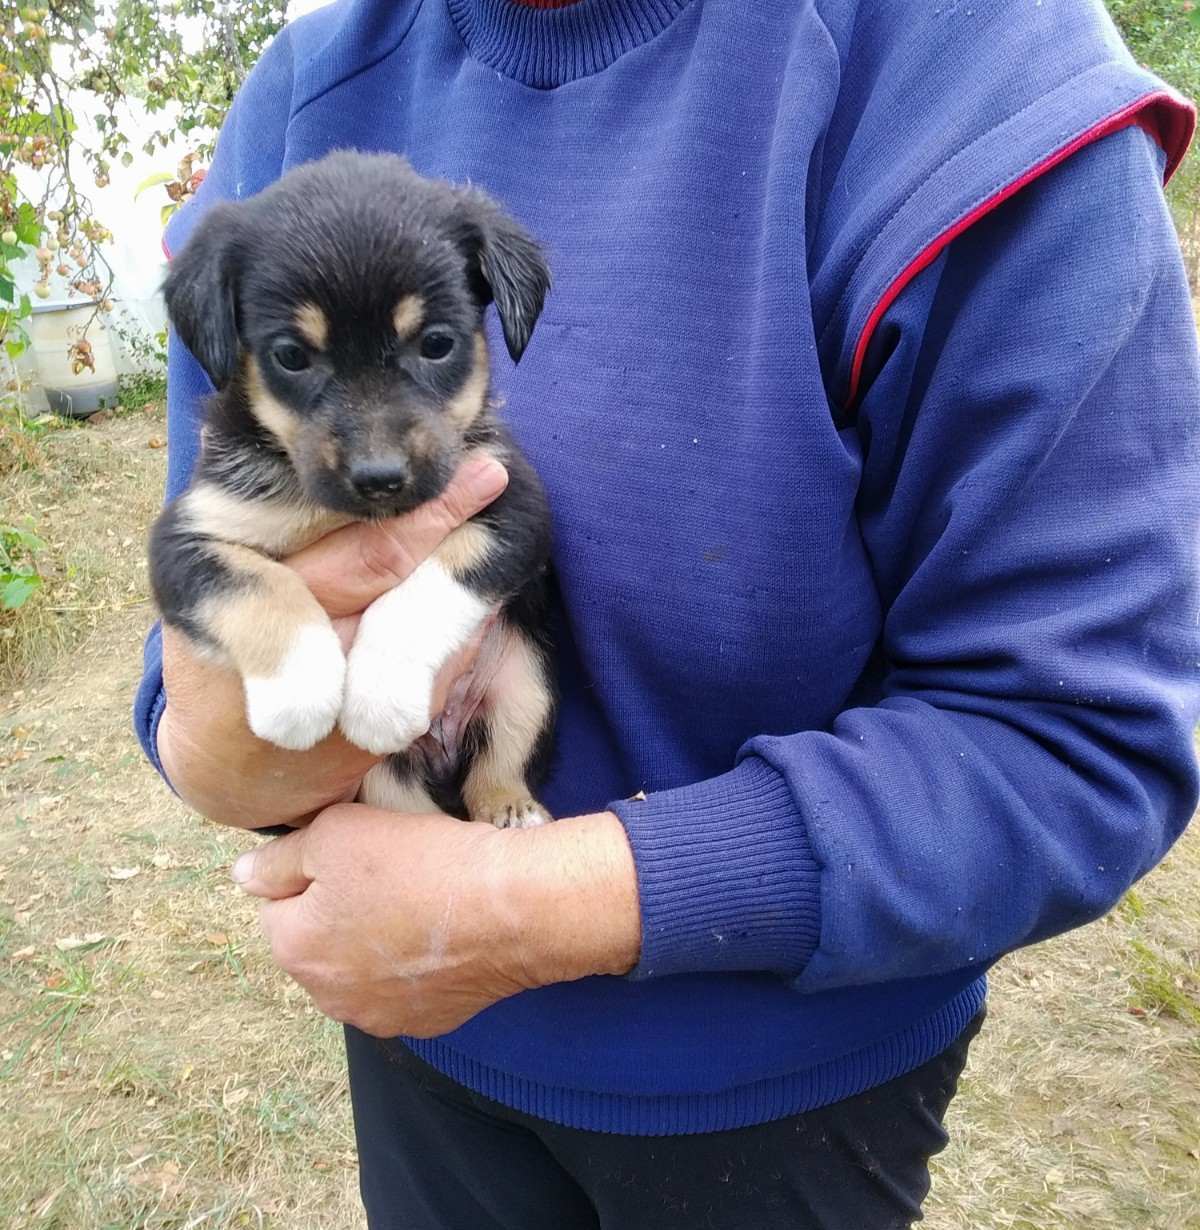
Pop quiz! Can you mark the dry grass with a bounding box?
[0,407,159,691]
[0,410,360,1229]
[1,409,1198,1228]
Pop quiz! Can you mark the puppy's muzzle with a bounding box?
[350,457,412,501]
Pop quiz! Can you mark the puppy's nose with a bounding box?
[350,458,411,500]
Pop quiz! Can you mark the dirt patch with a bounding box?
[1,410,1197,1228]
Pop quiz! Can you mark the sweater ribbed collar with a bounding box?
[445,0,695,88]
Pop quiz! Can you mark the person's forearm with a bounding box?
[501,811,643,984]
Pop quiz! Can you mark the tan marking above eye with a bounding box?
[393,294,425,339]
[294,302,329,350]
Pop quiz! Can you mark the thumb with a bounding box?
[287,454,509,618]
[232,828,312,899]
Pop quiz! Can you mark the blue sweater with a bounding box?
[135,0,1200,1135]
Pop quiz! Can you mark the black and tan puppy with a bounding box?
[149,151,556,828]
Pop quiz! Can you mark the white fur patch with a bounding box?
[244,622,347,750]
[339,561,490,755]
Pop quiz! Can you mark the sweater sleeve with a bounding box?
[131,27,297,780]
[610,124,1200,990]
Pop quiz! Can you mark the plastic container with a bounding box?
[27,298,119,417]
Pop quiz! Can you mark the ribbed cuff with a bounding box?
[609,756,822,981]
[146,687,173,789]
[133,621,177,793]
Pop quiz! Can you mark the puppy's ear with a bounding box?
[454,191,550,363]
[162,202,244,388]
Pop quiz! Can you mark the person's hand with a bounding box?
[157,456,509,829]
[233,804,643,1038]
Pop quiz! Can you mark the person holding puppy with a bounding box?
[135,1,1200,1226]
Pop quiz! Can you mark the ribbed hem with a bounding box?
[445,0,695,88]
[402,979,987,1134]
[608,756,822,980]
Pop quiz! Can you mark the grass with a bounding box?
[0,401,163,691]
[1,406,1198,1228]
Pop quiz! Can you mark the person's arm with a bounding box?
[234,805,641,1039]
[608,124,1200,991]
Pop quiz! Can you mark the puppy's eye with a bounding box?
[272,342,311,373]
[419,331,455,361]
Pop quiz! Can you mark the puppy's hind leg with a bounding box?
[461,625,555,830]
[359,754,440,814]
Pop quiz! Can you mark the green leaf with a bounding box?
[0,279,13,304]
[5,338,26,360]
[10,527,45,552]
[134,171,173,200]
[14,219,41,245]
[0,575,40,611]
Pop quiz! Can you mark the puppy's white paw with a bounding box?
[244,623,346,751]
[474,798,554,830]
[340,653,436,755]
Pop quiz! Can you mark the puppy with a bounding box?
[149,151,556,828]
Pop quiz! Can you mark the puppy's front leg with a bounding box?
[339,526,492,755]
[177,542,346,751]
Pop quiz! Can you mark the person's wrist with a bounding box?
[496,811,642,987]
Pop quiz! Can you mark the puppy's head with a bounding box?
[164,152,549,518]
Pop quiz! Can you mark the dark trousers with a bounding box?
[345,1010,983,1230]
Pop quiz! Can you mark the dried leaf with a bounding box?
[54,931,107,951]
[11,945,36,961]
[222,1086,250,1110]
[109,866,139,880]
[205,931,229,947]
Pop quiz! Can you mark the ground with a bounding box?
[1,409,1197,1229]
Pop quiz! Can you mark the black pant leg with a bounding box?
[345,1027,600,1230]
[537,1010,985,1230]
[345,1012,983,1230]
